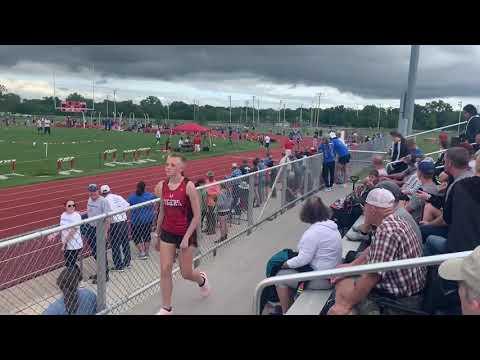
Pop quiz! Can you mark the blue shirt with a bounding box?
[231,168,242,178]
[318,143,335,163]
[128,192,157,225]
[331,138,350,157]
[43,288,97,315]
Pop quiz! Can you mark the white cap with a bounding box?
[100,184,111,194]
[329,132,337,139]
[365,188,395,208]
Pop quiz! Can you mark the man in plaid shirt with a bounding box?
[329,188,427,315]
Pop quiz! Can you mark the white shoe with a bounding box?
[199,272,211,298]
[157,307,174,315]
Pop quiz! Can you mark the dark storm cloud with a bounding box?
[0,45,478,99]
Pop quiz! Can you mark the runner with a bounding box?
[264,134,271,155]
[155,128,161,145]
[154,154,211,315]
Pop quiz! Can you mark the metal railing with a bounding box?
[406,121,468,139]
[0,141,388,315]
[253,251,472,315]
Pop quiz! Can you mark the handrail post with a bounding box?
[280,166,287,212]
[96,218,108,312]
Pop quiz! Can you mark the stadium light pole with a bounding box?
[257,98,260,126]
[229,96,232,124]
[252,95,256,126]
[106,95,109,122]
[113,89,117,123]
[377,104,382,131]
[403,45,420,136]
[457,100,463,136]
[300,104,303,125]
[283,101,286,127]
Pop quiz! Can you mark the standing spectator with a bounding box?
[205,171,220,235]
[439,245,480,315]
[264,134,271,154]
[329,188,426,315]
[318,136,336,192]
[84,184,111,284]
[44,118,51,135]
[194,133,202,152]
[155,129,161,145]
[101,185,131,272]
[275,196,342,314]
[128,181,157,260]
[36,118,42,134]
[284,137,295,157]
[59,199,83,271]
[41,117,45,133]
[462,104,480,144]
[215,182,233,243]
[388,131,409,174]
[43,266,96,315]
[330,132,351,186]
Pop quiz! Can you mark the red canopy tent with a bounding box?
[172,123,209,134]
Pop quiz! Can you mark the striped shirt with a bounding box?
[367,214,426,297]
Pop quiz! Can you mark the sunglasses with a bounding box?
[66,204,76,208]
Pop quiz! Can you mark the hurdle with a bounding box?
[103,149,118,167]
[0,159,24,180]
[57,157,83,175]
[121,149,138,165]
[136,147,156,163]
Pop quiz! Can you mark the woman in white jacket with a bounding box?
[275,196,342,314]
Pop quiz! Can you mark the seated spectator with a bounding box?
[473,133,480,153]
[421,148,478,256]
[406,138,424,163]
[329,188,426,315]
[439,245,480,315]
[405,160,439,223]
[43,266,96,315]
[346,181,421,243]
[435,134,450,177]
[387,131,409,174]
[372,155,388,177]
[275,196,342,314]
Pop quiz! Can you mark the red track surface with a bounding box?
[0,135,312,291]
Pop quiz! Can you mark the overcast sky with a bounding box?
[1,45,479,110]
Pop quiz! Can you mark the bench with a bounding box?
[285,215,365,315]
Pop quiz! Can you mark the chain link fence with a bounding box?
[0,139,388,315]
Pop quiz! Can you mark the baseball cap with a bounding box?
[100,184,111,194]
[365,188,396,208]
[329,132,337,139]
[418,160,435,176]
[206,171,214,177]
[439,246,480,291]
[88,184,98,192]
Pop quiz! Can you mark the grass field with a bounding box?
[0,127,265,188]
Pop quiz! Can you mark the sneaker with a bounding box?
[199,272,211,298]
[346,229,370,242]
[157,307,174,315]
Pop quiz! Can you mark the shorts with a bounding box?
[276,269,332,290]
[338,154,351,165]
[131,222,153,245]
[160,229,198,249]
[265,143,270,148]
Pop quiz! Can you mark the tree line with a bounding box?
[0,84,463,130]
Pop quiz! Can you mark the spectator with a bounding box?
[59,199,83,272]
[230,163,242,178]
[462,104,480,144]
[434,135,450,177]
[420,148,477,256]
[400,158,428,197]
[405,160,439,223]
[178,137,184,151]
[215,182,233,243]
[43,266,96,315]
[194,133,202,152]
[329,188,426,315]
[36,118,42,134]
[439,246,480,315]
[275,196,342,314]
[473,133,480,153]
[44,118,51,135]
[330,132,350,186]
[284,137,295,157]
[84,184,111,284]
[240,159,251,175]
[155,129,161,145]
[372,155,388,177]
[387,131,409,174]
[128,181,157,260]
[318,136,336,192]
[264,134,271,154]
[205,171,220,235]
[346,180,421,243]
[101,185,131,272]
[252,159,262,207]
[406,138,424,163]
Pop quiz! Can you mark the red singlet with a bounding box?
[161,178,193,236]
